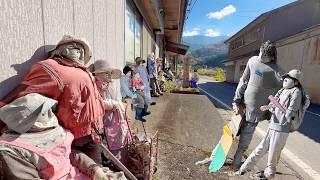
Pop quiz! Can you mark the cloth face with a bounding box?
[283,77,295,89]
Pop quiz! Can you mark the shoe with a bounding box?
[152,94,160,97]
[137,118,146,122]
[159,93,164,96]
[231,170,245,177]
[249,171,268,180]
[142,111,151,116]
[150,102,156,106]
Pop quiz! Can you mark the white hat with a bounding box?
[283,69,303,83]
[89,60,121,79]
[50,35,92,65]
[0,93,59,133]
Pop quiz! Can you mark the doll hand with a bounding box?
[93,167,108,180]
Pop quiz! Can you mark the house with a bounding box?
[0,0,189,99]
[222,0,320,104]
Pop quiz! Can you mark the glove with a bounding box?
[93,167,126,180]
[232,102,241,115]
[93,167,109,180]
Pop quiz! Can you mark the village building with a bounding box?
[0,0,189,99]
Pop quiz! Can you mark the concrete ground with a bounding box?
[198,76,320,180]
[128,92,301,179]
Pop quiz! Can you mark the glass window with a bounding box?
[125,1,142,64]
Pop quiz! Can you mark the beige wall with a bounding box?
[142,22,157,60]
[277,34,320,104]
[0,0,125,99]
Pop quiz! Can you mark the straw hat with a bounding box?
[50,35,92,65]
[90,60,121,79]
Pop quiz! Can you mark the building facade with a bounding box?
[0,0,188,99]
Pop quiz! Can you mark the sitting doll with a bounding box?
[189,69,199,88]
[175,72,183,86]
[131,71,147,122]
[234,69,310,179]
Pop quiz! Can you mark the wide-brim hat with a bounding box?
[50,35,92,65]
[135,57,146,64]
[89,60,121,79]
[0,93,59,134]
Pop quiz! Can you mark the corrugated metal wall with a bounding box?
[0,0,125,99]
[277,35,320,104]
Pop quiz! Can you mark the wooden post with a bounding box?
[183,56,190,87]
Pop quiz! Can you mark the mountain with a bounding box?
[189,43,228,67]
[182,35,229,68]
[182,35,229,49]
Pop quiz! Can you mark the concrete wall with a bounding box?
[0,0,125,99]
[277,28,320,104]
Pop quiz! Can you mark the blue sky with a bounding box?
[183,0,296,37]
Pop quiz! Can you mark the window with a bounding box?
[125,0,142,64]
[231,29,258,50]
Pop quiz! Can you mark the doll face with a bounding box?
[95,71,112,83]
[283,77,295,89]
[133,72,140,80]
[258,48,271,63]
[60,43,85,65]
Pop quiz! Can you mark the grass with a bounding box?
[193,67,226,81]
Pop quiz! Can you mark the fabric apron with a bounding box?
[0,132,89,180]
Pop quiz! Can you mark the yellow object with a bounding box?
[219,125,233,156]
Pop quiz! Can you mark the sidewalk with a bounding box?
[128,93,300,179]
[198,77,320,180]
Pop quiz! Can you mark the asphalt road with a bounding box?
[198,78,320,180]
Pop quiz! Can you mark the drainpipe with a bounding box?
[150,0,164,34]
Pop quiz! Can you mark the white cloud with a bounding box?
[205,29,220,37]
[183,28,200,36]
[207,5,236,20]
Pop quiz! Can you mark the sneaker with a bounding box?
[150,102,156,106]
[152,94,160,97]
[249,171,268,180]
[231,170,245,176]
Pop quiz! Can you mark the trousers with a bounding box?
[240,129,289,179]
[232,121,258,169]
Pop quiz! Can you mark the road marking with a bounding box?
[306,110,320,117]
[199,87,320,180]
[199,87,233,111]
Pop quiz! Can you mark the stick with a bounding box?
[268,95,287,113]
[97,142,138,180]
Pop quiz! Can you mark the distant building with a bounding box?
[223,0,320,104]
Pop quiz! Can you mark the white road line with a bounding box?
[199,87,320,180]
[199,87,232,110]
[306,110,320,117]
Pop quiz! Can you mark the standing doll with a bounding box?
[234,69,310,179]
[131,71,147,122]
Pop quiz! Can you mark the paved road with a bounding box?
[198,78,320,180]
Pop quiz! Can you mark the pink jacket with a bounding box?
[19,58,105,139]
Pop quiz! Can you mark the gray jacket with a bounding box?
[234,56,282,123]
[269,87,302,133]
